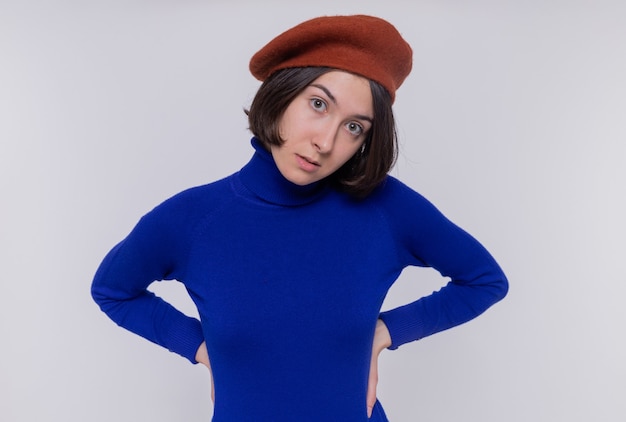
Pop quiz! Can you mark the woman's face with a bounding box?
[271,70,374,186]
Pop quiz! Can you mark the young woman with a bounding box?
[92,15,508,421]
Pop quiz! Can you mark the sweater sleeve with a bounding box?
[377,178,508,349]
[91,191,205,363]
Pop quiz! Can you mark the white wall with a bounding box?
[2,1,624,421]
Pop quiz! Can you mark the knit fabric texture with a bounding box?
[92,138,508,421]
[249,15,413,102]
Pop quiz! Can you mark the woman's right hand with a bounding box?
[195,341,215,402]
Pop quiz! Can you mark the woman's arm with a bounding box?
[377,177,509,349]
[91,192,205,363]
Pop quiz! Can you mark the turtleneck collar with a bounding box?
[236,137,330,206]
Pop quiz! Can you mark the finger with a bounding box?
[366,355,378,418]
[207,357,215,403]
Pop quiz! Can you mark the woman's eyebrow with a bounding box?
[310,83,336,104]
[309,83,373,123]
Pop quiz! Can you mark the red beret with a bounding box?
[249,15,413,103]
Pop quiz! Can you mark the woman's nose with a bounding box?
[312,127,337,153]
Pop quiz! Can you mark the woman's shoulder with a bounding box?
[370,175,430,205]
[169,175,232,203]
[144,175,236,223]
[367,175,451,227]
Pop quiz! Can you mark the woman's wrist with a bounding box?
[375,319,392,351]
[195,341,210,366]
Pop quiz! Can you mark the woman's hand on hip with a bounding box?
[195,341,215,402]
[367,319,392,418]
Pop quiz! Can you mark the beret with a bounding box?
[249,15,413,103]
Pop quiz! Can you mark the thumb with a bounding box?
[366,353,379,418]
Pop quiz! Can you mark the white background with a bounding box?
[2,1,625,421]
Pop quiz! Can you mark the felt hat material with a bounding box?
[249,15,413,102]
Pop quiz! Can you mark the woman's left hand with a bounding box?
[195,341,215,402]
[367,319,392,418]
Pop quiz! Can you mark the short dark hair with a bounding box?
[247,67,398,198]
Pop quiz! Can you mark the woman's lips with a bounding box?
[296,154,320,172]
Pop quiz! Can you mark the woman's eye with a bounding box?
[346,122,364,136]
[310,98,327,112]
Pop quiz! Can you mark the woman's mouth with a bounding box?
[296,154,320,172]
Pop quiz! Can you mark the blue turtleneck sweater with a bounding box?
[92,138,508,421]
